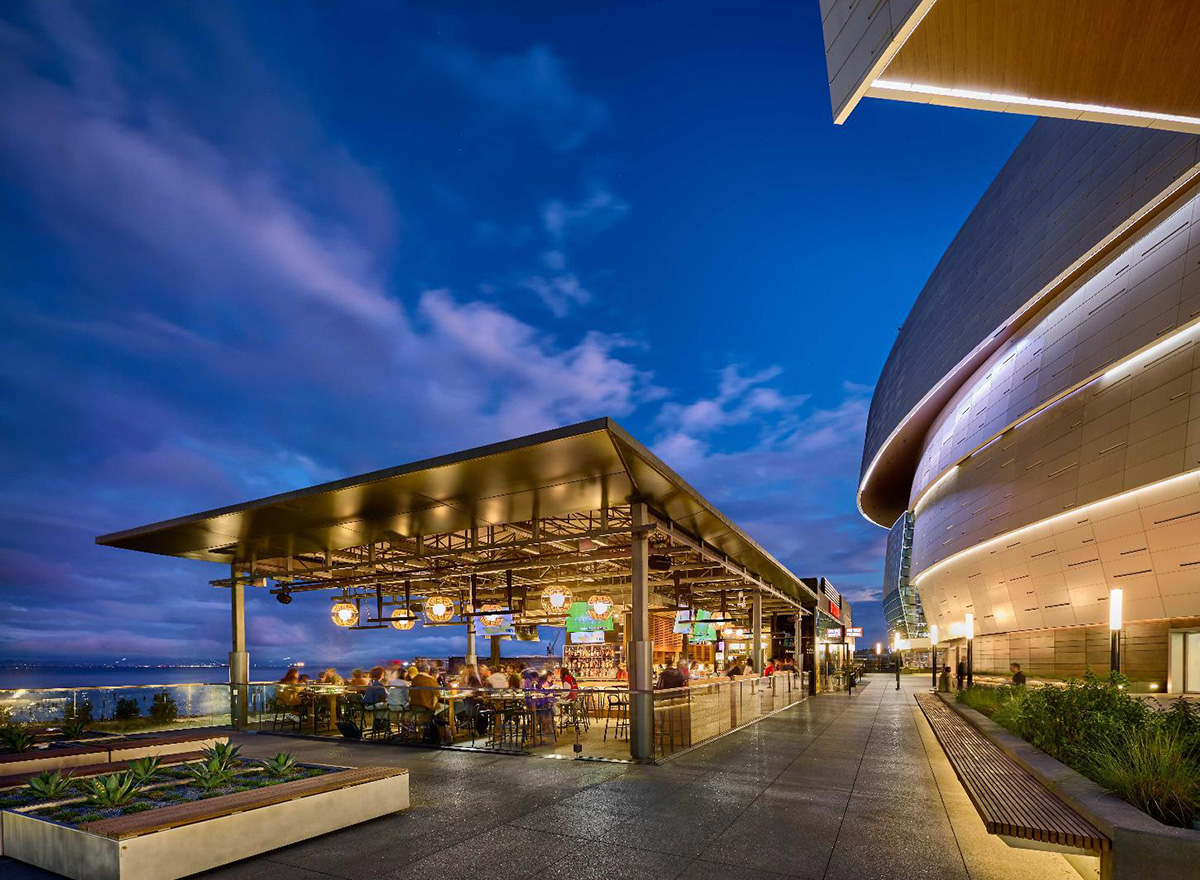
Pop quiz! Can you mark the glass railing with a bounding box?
[0,683,232,735]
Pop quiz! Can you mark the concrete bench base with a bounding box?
[0,766,409,880]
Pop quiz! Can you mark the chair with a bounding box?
[603,693,629,742]
[269,694,301,732]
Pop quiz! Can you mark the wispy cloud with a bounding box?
[425,43,608,150]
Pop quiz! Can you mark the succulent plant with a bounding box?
[61,718,88,739]
[200,741,242,772]
[26,770,74,800]
[0,724,36,753]
[186,757,232,791]
[259,752,297,777]
[126,756,162,784]
[84,772,141,808]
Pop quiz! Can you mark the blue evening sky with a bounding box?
[0,2,1030,667]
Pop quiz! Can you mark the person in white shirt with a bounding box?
[486,667,509,689]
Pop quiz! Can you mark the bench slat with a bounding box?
[916,693,1108,853]
[81,766,406,840]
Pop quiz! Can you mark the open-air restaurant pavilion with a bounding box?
[96,418,853,761]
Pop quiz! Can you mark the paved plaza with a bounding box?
[1,675,1079,880]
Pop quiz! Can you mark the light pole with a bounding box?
[930,624,939,689]
[965,613,974,688]
[875,641,882,672]
[1109,588,1123,675]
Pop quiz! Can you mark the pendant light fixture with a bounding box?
[586,593,614,621]
[331,600,358,627]
[540,585,573,615]
[424,594,456,624]
[390,607,417,631]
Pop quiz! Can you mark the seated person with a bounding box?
[317,667,343,685]
[486,666,509,689]
[409,662,441,712]
[458,663,483,689]
[362,666,388,705]
[657,663,684,689]
[386,675,410,710]
[559,666,579,700]
[349,668,369,687]
[938,665,952,693]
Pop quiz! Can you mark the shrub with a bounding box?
[114,698,140,721]
[187,757,232,791]
[260,752,297,777]
[149,691,178,724]
[127,756,162,785]
[84,772,141,808]
[201,741,241,771]
[0,724,36,753]
[1087,726,1200,827]
[26,771,74,801]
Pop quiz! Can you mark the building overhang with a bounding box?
[97,418,818,609]
[824,0,1200,134]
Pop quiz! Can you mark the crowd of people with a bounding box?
[653,654,798,689]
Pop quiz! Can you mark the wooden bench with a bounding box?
[0,751,208,790]
[915,693,1109,853]
[81,766,407,840]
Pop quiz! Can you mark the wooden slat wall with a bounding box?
[972,617,1200,680]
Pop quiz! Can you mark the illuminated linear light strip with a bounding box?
[910,466,1200,589]
[871,80,1200,131]
[855,166,1200,525]
[907,314,1200,516]
[832,0,941,126]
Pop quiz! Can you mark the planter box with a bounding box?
[0,766,409,880]
[0,729,228,781]
[939,694,1200,880]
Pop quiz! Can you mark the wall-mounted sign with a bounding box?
[566,601,614,633]
[845,627,863,638]
[826,627,843,640]
[474,610,515,638]
[570,630,605,644]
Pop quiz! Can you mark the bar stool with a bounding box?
[604,693,629,742]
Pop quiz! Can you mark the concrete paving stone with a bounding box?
[683,857,815,880]
[531,842,688,880]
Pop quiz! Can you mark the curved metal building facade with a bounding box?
[862,119,1200,690]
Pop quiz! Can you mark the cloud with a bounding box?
[652,372,886,604]
[542,188,629,242]
[426,43,608,150]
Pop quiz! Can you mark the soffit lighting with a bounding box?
[540,585,573,615]
[424,595,456,624]
[872,80,1200,131]
[331,601,358,627]
[390,607,417,631]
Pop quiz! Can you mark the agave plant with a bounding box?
[126,756,162,785]
[61,718,88,739]
[201,741,242,772]
[259,752,297,778]
[186,757,232,791]
[26,770,74,800]
[84,772,141,808]
[0,724,36,753]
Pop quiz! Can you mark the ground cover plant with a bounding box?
[958,672,1200,827]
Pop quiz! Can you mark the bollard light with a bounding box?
[1109,588,1123,674]
[965,613,974,688]
[930,624,939,689]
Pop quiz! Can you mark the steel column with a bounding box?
[229,562,249,729]
[751,591,763,673]
[629,501,653,760]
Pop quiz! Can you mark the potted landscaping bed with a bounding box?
[0,745,410,880]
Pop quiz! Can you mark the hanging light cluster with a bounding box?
[390,607,417,631]
[587,594,614,621]
[479,603,506,629]
[424,594,456,624]
[331,601,359,627]
[540,585,573,615]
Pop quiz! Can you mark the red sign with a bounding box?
[828,601,840,620]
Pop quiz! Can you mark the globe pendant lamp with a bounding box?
[390,607,417,631]
[587,594,614,621]
[540,585,573,615]
[331,601,359,627]
[424,595,455,624]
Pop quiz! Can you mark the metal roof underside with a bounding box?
[97,418,817,607]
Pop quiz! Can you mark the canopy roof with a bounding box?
[97,418,818,608]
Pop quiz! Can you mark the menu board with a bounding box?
[565,601,615,633]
